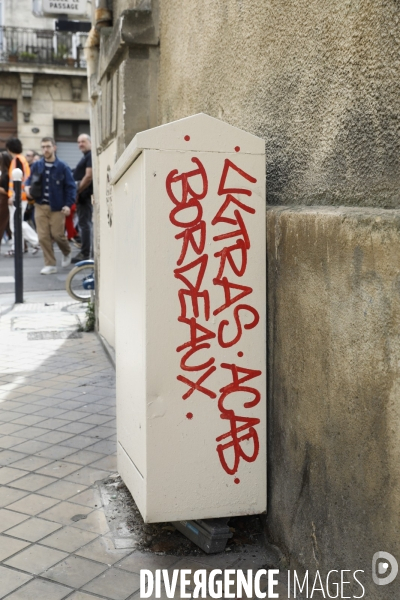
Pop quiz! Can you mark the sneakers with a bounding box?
[41,265,57,275]
[71,253,89,264]
[61,253,72,268]
[31,246,40,255]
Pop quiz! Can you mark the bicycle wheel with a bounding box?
[66,265,94,302]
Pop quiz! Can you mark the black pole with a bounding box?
[13,171,23,304]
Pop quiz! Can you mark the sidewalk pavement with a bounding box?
[0,292,290,600]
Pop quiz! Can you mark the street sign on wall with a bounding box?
[111,114,266,522]
[33,0,88,17]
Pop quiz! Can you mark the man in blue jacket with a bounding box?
[26,137,76,275]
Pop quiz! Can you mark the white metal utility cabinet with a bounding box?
[110,114,266,522]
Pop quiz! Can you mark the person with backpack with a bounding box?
[25,137,76,274]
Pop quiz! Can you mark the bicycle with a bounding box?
[66,259,95,302]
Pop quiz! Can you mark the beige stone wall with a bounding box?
[158,0,400,207]
[0,73,89,152]
[4,0,54,28]
[267,206,400,598]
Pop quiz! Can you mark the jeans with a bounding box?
[77,201,93,258]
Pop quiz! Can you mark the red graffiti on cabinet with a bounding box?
[166,156,262,479]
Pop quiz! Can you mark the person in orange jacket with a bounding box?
[6,138,40,256]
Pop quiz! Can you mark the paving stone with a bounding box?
[79,414,114,425]
[5,516,62,542]
[8,473,57,492]
[117,551,179,574]
[39,418,71,430]
[0,423,26,435]
[36,445,78,460]
[0,565,32,598]
[58,410,90,422]
[0,413,28,423]
[0,534,30,560]
[43,555,107,588]
[39,479,88,500]
[5,543,68,574]
[0,467,29,484]
[35,461,81,479]
[14,427,51,440]
[69,487,102,509]
[83,567,140,599]
[10,456,53,471]
[57,422,96,434]
[78,404,110,415]
[7,493,60,516]
[11,415,46,426]
[70,509,109,535]
[11,405,42,415]
[34,408,68,418]
[34,388,64,398]
[12,440,52,454]
[76,535,133,565]
[0,508,30,531]
[0,450,28,466]
[61,435,102,450]
[41,525,98,553]
[64,450,106,466]
[63,592,102,600]
[55,400,85,410]
[99,408,116,417]
[86,440,116,455]
[0,436,27,449]
[3,578,72,600]
[36,431,75,444]
[0,486,28,507]
[39,500,93,525]
[66,466,111,486]
[84,425,116,438]
[90,455,117,472]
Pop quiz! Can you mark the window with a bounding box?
[0,99,17,149]
[54,119,90,142]
[54,120,91,169]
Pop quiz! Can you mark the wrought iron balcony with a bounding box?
[0,26,87,69]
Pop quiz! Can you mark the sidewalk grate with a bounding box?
[27,330,83,340]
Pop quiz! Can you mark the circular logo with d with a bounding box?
[372,552,398,586]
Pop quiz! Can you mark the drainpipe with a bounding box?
[84,0,113,77]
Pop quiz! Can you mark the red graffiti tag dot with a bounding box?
[186,412,193,420]
[237,351,243,357]
[184,135,190,141]
[234,478,240,484]
[234,146,240,152]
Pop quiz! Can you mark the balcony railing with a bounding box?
[0,26,87,68]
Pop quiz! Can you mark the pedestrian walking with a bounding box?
[0,151,11,248]
[25,137,76,275]
[25,149,40,166]
[24,150,39,230]
[5,138,40,257]
[72,133,93,263]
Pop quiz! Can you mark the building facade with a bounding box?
[0,0,90,166]
[87,2,400,597]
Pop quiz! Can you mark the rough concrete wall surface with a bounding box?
[158,0,400,207]
[267,206,400,598]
